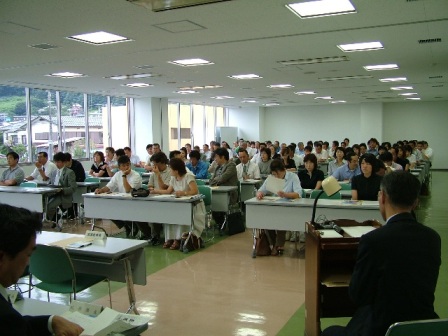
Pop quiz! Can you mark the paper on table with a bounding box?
[265,175,285,195]
[343,226,376,238]
[317,229,343,238]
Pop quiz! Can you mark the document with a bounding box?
[317,229,343,238]
[265,175,285,195]
[343,226,376,238]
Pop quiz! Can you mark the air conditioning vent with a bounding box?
[29,43,58,50]
[418,38,441,44]
[429,75,443,79]
[432,85,443,87]
[278,56,349,66]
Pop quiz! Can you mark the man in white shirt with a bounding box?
[202,144,212,162]
[236,149,260,181]
[288,145,303,168]
[251,143,267,164]
[143,144,153,171]
[0,204,83,335]
[95,155,143,237]
[124,146,141,167]
[313,142,328,162]
[25,151,57,183]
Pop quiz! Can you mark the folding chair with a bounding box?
[385,318,448,336]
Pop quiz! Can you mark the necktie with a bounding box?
[243,164,247,174]
[54,170,61,185]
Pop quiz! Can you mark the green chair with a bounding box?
[133,167,146,176]
[29,244,112,306]
[340,183,352,190]
[140,183,148,190]
[309,189,342,200]
[196,179,206,186]
[385,318,448,336]
[85,177,100,183]
[198,185,213,242]
[20,181,38,188]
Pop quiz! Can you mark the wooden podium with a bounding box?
[304,220,381,336]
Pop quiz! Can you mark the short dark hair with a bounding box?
[304,145,313,152]
[303,153,318,170]
[189,150,201,160]
[270,159,286,173]
[150,151,169,164]
[359,153,378,173]
[260,147,271,160]
[118,155,131,166]
[7,151,19,161]
[359,143,367,149]
[169,150,181,159]
[238,149,248,156]
[38,151,48,158]
[146,144,153,150]
[53,152,67,162]
[214,147,229,160]
[333,147,345,159]
[180,147,187,156]
[381,172,420,208]
[115,148,125,157]
[379,152,393,162]
[64,152,72,161]
[93,151,105,162]
[123,146,131,152]
[169,158,187,175]
[105,147,115,154]
[0,204,42,258]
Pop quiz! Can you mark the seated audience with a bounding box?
[89,151,109,177]
[236,149,260,181]
[256,160,302,256]
[328,147,345,176]
[151,158,205,250]
[396,146,410,171]
[322,172,440,336]
[379,152,402,172]
[25,151,56,184]
[332,152,361,182]
[124,146,141,167]
[351,154,382,201]
[280,147,297,171]
[0,151,25,186]
[298,154,324,190]
[186,150,208,179]
[258,147,272,176]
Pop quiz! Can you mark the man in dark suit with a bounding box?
[46,152,77,229]
[0,204,83,335]
[65,152,85,220]
[322,171,441,336]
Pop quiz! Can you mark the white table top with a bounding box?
[245,197,379,210]
[210,186,238,193]
[83,192,203,203]
[0,185,59,194]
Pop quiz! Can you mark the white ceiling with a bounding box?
[1,0,447,107]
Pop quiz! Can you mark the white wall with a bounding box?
[228,101,448,169]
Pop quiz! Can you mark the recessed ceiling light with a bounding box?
[242,99,258,103]
[399,93,418,96]
[211,96,234,99]
[107,73,158,80]
[67,31,131,45]
[286,0,356,19]
[178,85,222,90]
[379,77,407,82]
[267,84,294,89]
[390,86,413,90]
[295,91,317,95]
[263,103,280,106]
[169,58,214,66]
[228,74,262,80]
[315,96,333,100]
[364,64,399,71]
[319,75,373,81]
[46,72,86,78]
[405,97,421,101]
[331,100,347,103]
[175,90,198,94]
[123,83,153,88]
[338,41,384,52]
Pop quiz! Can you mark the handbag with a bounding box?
[180,232,202,252]
[131,188,149,197]
[227,211,245,235]
[255,230,271,256]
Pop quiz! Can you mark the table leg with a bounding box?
[123,258,139,315]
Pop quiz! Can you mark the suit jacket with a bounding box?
[209,160,238,204]
[50,167,77,209]
[0,295,50,336]
[349,212,441,336]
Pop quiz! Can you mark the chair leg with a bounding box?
[107,279,112,308]
[47,291,50,302]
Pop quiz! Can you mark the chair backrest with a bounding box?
[385,318,448,336]
[140,184,148,190]
[196,179,206,185]
[133,167,146,175]
[310,189,342,200]
[29,244,75,284]
[340,183,352,190]
[85,177,100,183]
[198,185,212,207]
[20,181,38,188]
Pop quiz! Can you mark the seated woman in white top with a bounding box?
[151,158,205,251]
[328,147,346,176]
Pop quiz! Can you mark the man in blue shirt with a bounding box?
[186,150,208,179]
[332,152,361,182]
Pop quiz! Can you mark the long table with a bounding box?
[0,186,59,212]
[37,231,147,314]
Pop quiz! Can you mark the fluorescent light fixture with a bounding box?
[211,96,234,99]
[178,85,223,90]
[123,83,153,88]
[315,96,333,100]
[405,97,421,100]
[286,0,356,19]
[379,77,407,82]
[338,41,383,52]
[228,74,262,80]
[108,73,157,80]
[68,31,131,45]
[364,64,399,71]
[169,58,214,66]
[242,99,258,103]
[263,103,280,106]
[295,91,316,95]
[319,75,373,81]
[390,86,413,91]
[331,100,347,103]
[399,93,418,96]
[267,84,294,89]
[46,72,86,78]
[175,90,198,94]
